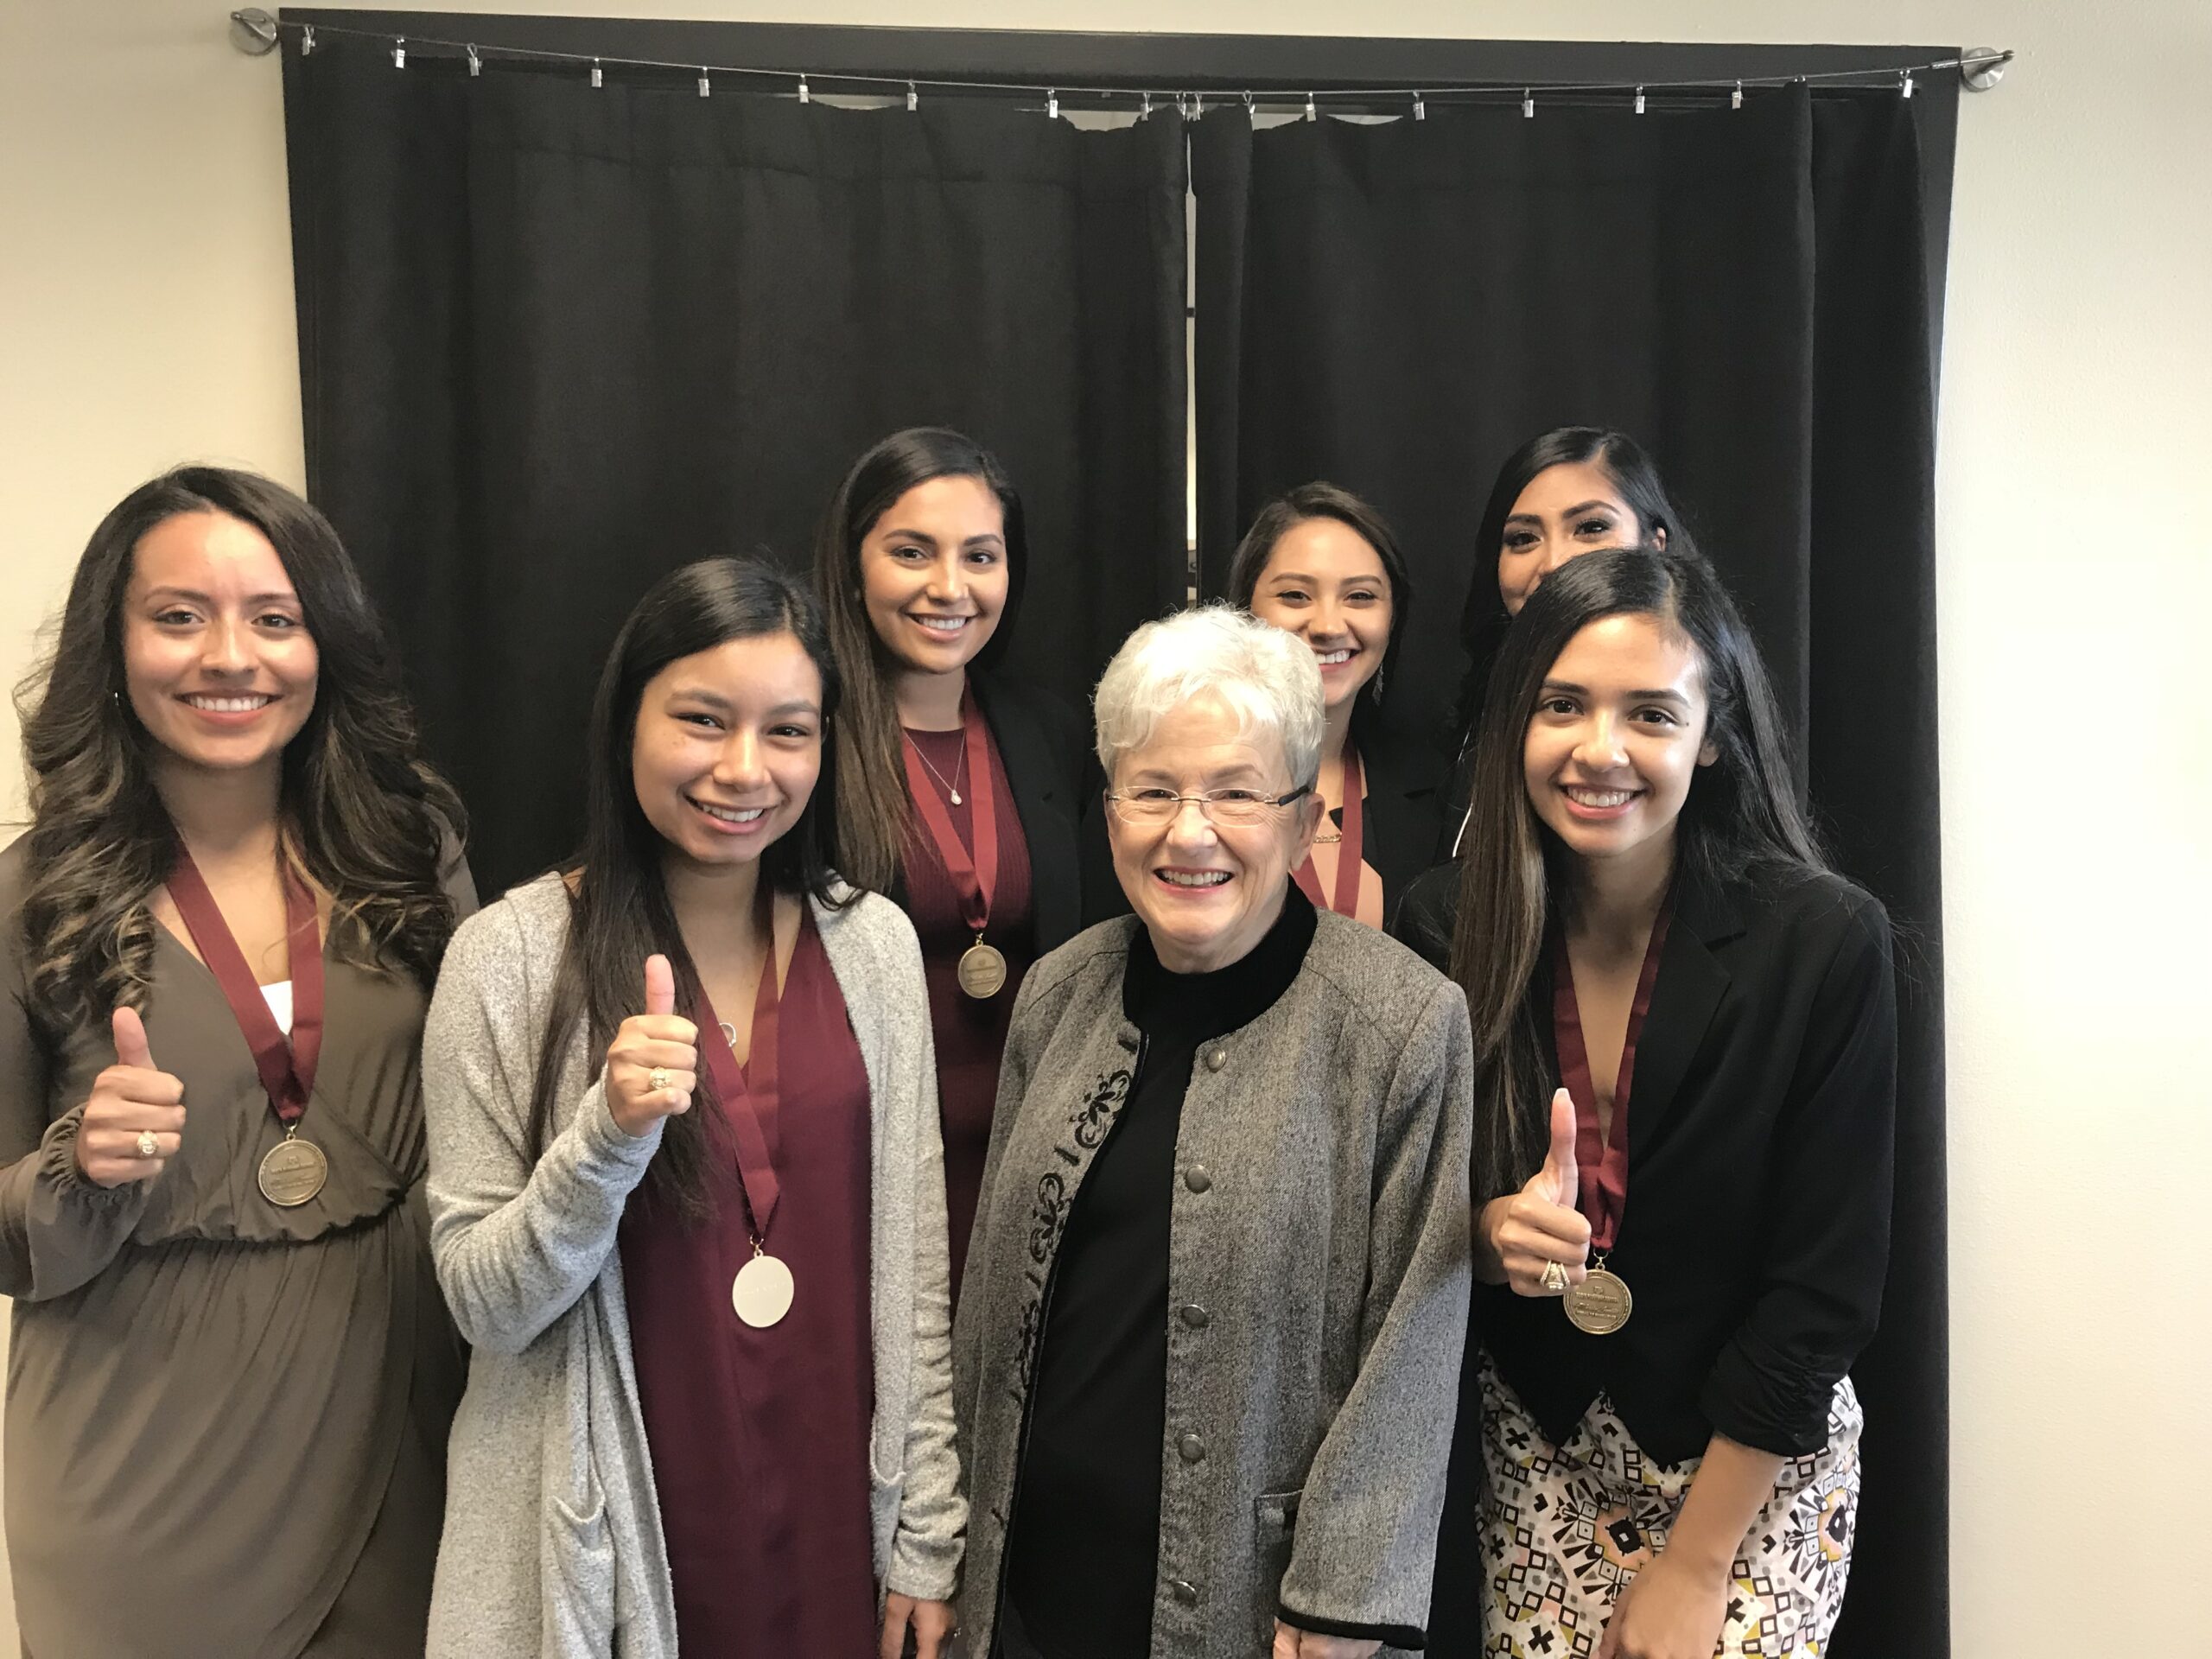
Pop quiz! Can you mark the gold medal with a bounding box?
[258,1135,328,1207]
[1563,1262,1633,1335]
[957,939,1007,999]
[732,1249,795,1328]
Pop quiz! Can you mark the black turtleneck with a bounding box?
[1005,884,1318,1659]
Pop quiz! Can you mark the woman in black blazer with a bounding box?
[1396,548,1896,1659]
[813,428,1092,1295]
[1230,481,1445,925]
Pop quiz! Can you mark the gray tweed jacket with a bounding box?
[420,874,962,1658]
[952,909,1473,1658]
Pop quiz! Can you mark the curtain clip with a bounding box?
[467,45,481,78]
[1901,69,1916,99]
[1413,90,1425,120]
[697,68,710,99]
[590,59,602,89]
[1192,91,1205,117]
[1047,88,1059,119]
[391,37,405,69]
[1306,92,1317,122]
[906,80,918,111]
[300,23,314,55]
[1634,86,1646,115]
[798,73,810,103]
[1522,87,1535,118]
[1141,91,1152,118]
[1732,79,1744,109]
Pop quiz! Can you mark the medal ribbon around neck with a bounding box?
[1292,743,1364,918]
[165,835,325,1131]
[689,890,786,1252]
[900,687,1000,938]
[1551,898,1673,1256]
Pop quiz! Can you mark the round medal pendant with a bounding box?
[731,1252,795,1328]
[1564,1266,1633,1335]
[957,940,1007,999]
[258,1136,328,1207]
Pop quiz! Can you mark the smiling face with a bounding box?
[631,632,825,876]
[859,474,1011,678]
[1246,517,1395,717]
[1497,461,1662,616]
[1523,612,1717,887]
[1107,691,1324,974]
[122,510,321,779]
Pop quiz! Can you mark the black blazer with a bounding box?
[893,669,1093,957]
[1395,859,1897,1465]
[1352,726,1447,920]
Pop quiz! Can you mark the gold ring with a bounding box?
[648,1066,671,1093]
[1541,1259,1569,1294]
[136,1130,159,1159]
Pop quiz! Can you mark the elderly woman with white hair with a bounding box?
[952,606,1474,1659]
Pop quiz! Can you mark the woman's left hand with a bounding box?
[1594,1549,1732,1659]
[879,1592,956,1659]
[1270,1621,1382,1658]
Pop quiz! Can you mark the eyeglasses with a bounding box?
[1103,783,1314,828]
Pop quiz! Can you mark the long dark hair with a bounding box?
[526,557,848,1218]
[1450,547,1823,1199]
[12,466,466,1030]
[1226,480,1414,747]
[813,428,1027,893]
[1455,427,1700,739]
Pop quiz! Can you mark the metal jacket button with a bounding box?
[1169,1579,1199,1606]
[1178,1433,1206,1463]
[1201,1043,1228,1071]
[1179,1303,1211,1329]
[1183,1164,1211,1193]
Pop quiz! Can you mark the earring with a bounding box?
[1370,664,1388,702]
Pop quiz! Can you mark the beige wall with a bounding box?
[3,2,2206,1653]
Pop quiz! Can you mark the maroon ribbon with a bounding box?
[165,838,324,1126]
[1551,899,1672,1254]
[901,687,999,936]
[1293,743,1365,918]
[690,899,785,1245]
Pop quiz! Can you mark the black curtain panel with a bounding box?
[1194,86,1948,1658]
[282,41,1187,893]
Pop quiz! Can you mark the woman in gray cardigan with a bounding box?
[422,559,962,1658]
[953,605,1473,1659]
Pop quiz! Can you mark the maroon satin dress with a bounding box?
[619,911,877,1656]
[901,721,1035,1300]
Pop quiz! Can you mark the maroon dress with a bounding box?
[901,721,1035,1300]
[618,911,877,1656]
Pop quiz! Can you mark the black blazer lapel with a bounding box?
[1626,868,1745,1161]
[971,671,1084,954]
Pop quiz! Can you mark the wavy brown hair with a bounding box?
[12,467,467,1031]
[812,428,1027,893]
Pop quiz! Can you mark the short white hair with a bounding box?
[1092,603,1324,788]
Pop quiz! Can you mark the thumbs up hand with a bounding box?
[73,1007,188,1188]
[1477,1088,1594,1298]
[606,955,698,1139]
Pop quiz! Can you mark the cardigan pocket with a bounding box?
[542,1313,619,1653]
[543,1479,617,1654]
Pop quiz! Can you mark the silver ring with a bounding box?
[137,1130,160,1159]
[648,1066,671,1094]
[1541,1259,1569,1294]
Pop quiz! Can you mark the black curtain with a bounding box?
[282,42,1187,893]
[1195,86,1948,1659]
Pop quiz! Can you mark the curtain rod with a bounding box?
[227,12,2011,106]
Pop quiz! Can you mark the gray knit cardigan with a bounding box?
[420,874,963,1658]
[953,909,1473,1658]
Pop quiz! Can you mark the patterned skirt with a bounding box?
[1476,1357,1862,1657]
